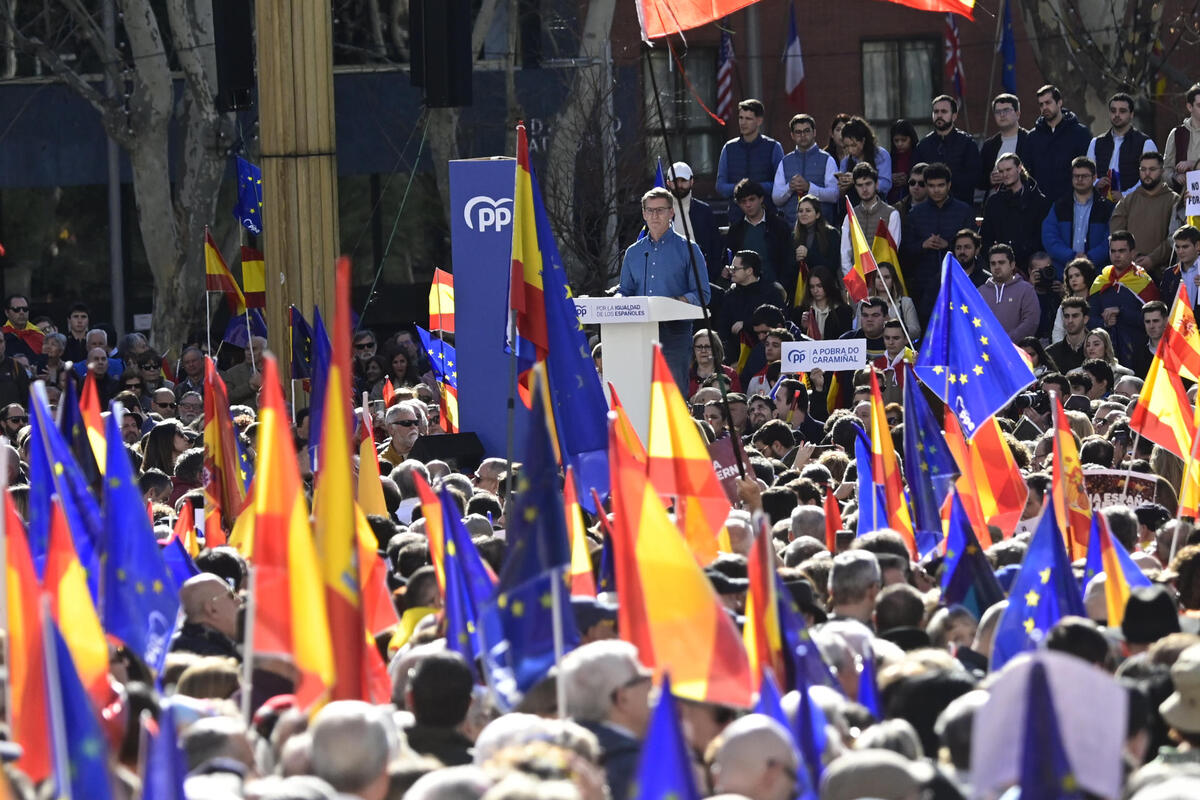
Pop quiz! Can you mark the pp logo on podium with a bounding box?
[463,196,513,232]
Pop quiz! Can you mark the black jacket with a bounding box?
[980,181,1050,269]
[913,128,982,205]
[726,210,795,291]
[1025,110,1093,202]
[978,128,1032,190]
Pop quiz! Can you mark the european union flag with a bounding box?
[27,383,102,592]
[59,371,101,489]
[632,675,701,800]
[778,575,838,693]
[754,669,791,730]
[793,665,828,792]
[857,644,881,719]
[853,429,887,535]
[416,325,458,391]
[45,617,115,800]
[233,156,264,235]
[528,165,610,510]
[289,305,315,379]
[991,500,1085,670]
[160,535,201,594]
[102,407,181,672]
[914,255,1036,439]
[942,490,1005,619]
[1019,660,1083,799]
[491,372,580,694]
[308,306,332,471]
[1000,0,1017,93]
[597,533,616,593]
[903,367,958,554]
[221,308,267,349]
[142,704,187,800]
[440,488,502,667]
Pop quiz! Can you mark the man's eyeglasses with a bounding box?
[354,342,375,350]
[908,180,925,187]
[643,206,672,216]
[155,401,177,409]
[391,419,419,428]
[3,416,27,424]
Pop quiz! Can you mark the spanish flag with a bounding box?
[314,256,391,702]
[80,369,106,474]
[6,496,52,783]
[43,498,109,705]
[1180,390,1200,518]
[843,197,877,303]
[202,356,244,546]
[608,412,753,707]
[429,268,455,333]
[824,485,842,553]
[1051,393,1092,559]
[870,218,907,295]
[509,123,550,405]
[413,471,446,596]
[869,370,915,556]
[944,412,1027,546]
[1084,515,1151,626]
[357,398,389,519]
[744,522,785,691]
[204,227,246,314]
[356,503,399,635]
[1131,332,1196,459]
[1089,264,1160,302]
[247,354,334,708]
[241,246,266,309]
[1164,283,1200,382]
[647,344,728,564]
[608,381,647,465]
[565,466,597,597]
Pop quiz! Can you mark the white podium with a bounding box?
[573,296,703,443]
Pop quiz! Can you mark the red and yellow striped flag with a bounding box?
[870,218,907,294]
[202,357,244,547]
[43,498,109,705]
[869,370,915,556]
[247,354,334,708]
[843,197,877,303]
[744,521,785,691]
[241,246,266,309]
[357,398,388,519]
[429,268,455,332]
[647,345,727,564]
[413,471,446,596]
[565,466,597,597]
[1164,283,1200,382]
[943,412,1027,547]
[80,370,106,473]
[204,227,246,314]
[608,381,647,466]
[1052,393,1092,560]
[6,496,51,782]
[608,413,752,707]
[356,503,399,635]
[824,485,843,553]
[1131,336,1196,458]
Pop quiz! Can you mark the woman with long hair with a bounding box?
[140,419,192,475]
[791,195,841,276]
[792,266,853,340]
[887,119,919,203]
[688,329,740,397]
[1050,258,1096,342]
[837,116,893,202]
[1018,336,1060,377]
[826,113,852,166]
[1084,329,1134,378]
[870,261,921,340]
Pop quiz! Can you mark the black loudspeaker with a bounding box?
[212,0,256,112]
[409,0,473,108]
[407,433,486,474]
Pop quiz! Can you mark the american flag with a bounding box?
[716,27,734,123]
[944,13,965,107]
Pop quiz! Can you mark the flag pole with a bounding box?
[240,565,257,723]
[982,0,1007,140]
[41,597,70,791]
[551,568,567,719]
[872,269,917,352]
[0,438,10,736]
[205,290,213,360]
[245,314,256,374]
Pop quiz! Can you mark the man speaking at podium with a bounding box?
[616,186,712,394]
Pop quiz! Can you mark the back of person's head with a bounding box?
[851,530,911,567]
[828,550,881,606]
[874,584,925,632]
[559,640,647,724]
[390,459,430,499]
[175,656,240,700]
[195,546,248,592]
[1100,505,1140,552]
[1045,616,1111,667]
[181,715,254,772]
[933,690,989,771]
[408,650,475,728]
[853,718,924,760]
[404,765,492,800]
[310,700,392,796]
[761,486,798,526]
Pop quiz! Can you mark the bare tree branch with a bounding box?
[60,0,123,90]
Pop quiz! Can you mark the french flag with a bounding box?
[784,5,806,111]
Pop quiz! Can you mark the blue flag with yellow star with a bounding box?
[632,674,702,800]
[1000,0,1017,93]
[793,663,828,792]
[416,326,459,394]
[102,406,180,673]
[491,368,580,694]
[857,641,882,719]
[942,489,1005,619]
[233,156,264,235]
[1019,659,1083,800]
[991,500,1085,670]
[440,487,502,667]
[27,382,103,592]
[903,366,958,555]
[1082,514,1151,594]
[289,305,315,380]
[59,370,102,490]
[308,306,331,472]
[853,429,888,536]
[778,575,838,693]
[142,703,187,800]
[914,255,1036,439]
[46,616,116,800]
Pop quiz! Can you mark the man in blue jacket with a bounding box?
[900,162,977,324]
[1041,156,1114,275]
[1025,85,1093,203]
[667,161,724,283]
[717,99,784,224]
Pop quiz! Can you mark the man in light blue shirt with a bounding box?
[1072,191,1094,255]
[618,187,711,394]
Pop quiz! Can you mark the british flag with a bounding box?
[944,13,965,107]
[716,27,735,124]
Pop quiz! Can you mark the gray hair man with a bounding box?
[827,550,882,626]
[310,700,393,800]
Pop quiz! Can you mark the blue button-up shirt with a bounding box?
[618,229,711,306]
[1071,195,1093,255]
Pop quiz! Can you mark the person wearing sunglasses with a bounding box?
[892,162,928,225]
[0,403,27,438]
[2,293,44,359]
[379,400,424,465]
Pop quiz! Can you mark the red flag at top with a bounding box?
[637,0,763,40]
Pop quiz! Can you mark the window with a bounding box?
[861,39,938,135]
[643,49,719,176]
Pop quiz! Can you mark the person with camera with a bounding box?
[1046,296,1090,373]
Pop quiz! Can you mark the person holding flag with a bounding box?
[1089,230,1161,364]
[616,186,711,394]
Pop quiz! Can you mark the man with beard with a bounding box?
[667,161,723,283]
[913,95,981,205]
[1087,92,1157,198]
[1110,151,1180,272]
[953,229,991,287]
[1025,85,1093,203]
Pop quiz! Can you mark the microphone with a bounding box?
[643,251,650,295]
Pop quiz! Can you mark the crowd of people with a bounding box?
[5,82,1200,800]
